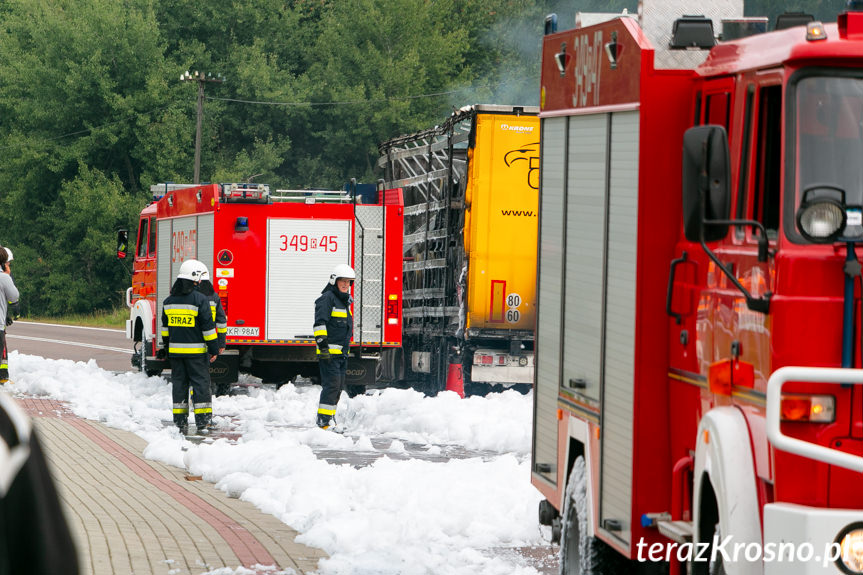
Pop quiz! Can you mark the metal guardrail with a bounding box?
[766,366,863,473]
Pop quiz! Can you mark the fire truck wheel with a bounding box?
[215,382,232,396]
[560,456,623,574]
[708,524,726,575]
[140,339,162,377]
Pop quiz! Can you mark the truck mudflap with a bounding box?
[346,356,378,388]
[209,350,239,386]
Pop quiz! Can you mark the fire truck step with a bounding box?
[656,519,693,544]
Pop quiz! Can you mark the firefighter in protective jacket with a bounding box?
[0,247,18,384]
[314,263,355,429]
[196,268,227,352]
[160,260,220,434]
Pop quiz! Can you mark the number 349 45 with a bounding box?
[279,234,338,252]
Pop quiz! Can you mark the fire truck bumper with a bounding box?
[763,502,863,574]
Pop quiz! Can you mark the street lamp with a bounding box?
[180,70,224,184]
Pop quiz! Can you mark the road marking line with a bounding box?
[14,320,125,333]
[7,334,132,354]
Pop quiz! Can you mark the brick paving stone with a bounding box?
[22,397,325,575]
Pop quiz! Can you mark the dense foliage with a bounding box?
[0,0,846,314]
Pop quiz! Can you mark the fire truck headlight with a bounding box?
[796,197,845,243]
[835,523,863,574]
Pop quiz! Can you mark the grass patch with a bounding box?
[25,307,128,329]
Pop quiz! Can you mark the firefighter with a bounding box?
[195,267,227,394]
[158,259,220,434]
[196,267,227,352]
[313,263,355,429]
[0,390,79,574]
[0,247,19,384]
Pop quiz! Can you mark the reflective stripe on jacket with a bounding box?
[206,293,227,348]
[313,285,353,355]
[161,290,219,357]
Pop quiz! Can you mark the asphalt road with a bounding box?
[6,320,133,373]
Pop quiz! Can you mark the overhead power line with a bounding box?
[207,89,463,107]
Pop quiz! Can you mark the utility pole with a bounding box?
[180,70,224,184]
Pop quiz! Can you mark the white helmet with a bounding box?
[329,263,356,285]
[4,248,11,262]
[177,259,208,282]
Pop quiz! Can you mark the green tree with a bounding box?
[27,165,143,314]
[0,0,172,313]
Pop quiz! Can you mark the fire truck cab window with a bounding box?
[795,75,863,240]
[136,218,149,259]
[148,217,156,257]
[752,85,781,237]
[705,92,730,131]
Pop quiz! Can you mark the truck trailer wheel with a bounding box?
[560,456,625,574]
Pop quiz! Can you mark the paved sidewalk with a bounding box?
[20,397,327,575]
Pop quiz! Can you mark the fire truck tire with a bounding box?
[214,382,232,396]
[708,524,726,575]
[140,339,162,377]
[560,456,625,574]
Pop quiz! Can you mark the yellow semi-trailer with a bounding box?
[378,105,539,395]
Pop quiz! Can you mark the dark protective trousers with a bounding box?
[171,355,213,429]
[317,355,347,426]
[0,330,7,381]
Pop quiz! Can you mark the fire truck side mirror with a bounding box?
[116,229,129,260]
[682,125,730,243]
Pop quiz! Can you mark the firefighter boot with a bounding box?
[316,413,335,430]
[173,415,188,436]
[196,413,215,435]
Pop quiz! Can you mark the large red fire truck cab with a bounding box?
[120,182,403,394]
[533,2,863,574]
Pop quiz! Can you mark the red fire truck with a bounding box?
[532,2,863,574]
[118,182,403,395]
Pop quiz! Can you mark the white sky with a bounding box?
[5,352,552,575]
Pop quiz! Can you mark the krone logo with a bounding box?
[500,124,535,133]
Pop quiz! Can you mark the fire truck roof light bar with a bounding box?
[774,11,814,30]
[669,15,715,50]
[766,366,863,473]
[271,189,354,203]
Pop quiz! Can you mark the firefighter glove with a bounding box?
[4,316,11,327]
[319,348,332,361]
[155,348,167,360]
[315,335,329,352]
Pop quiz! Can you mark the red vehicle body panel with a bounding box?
[532,10,863,564]
[129,184,403,383]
